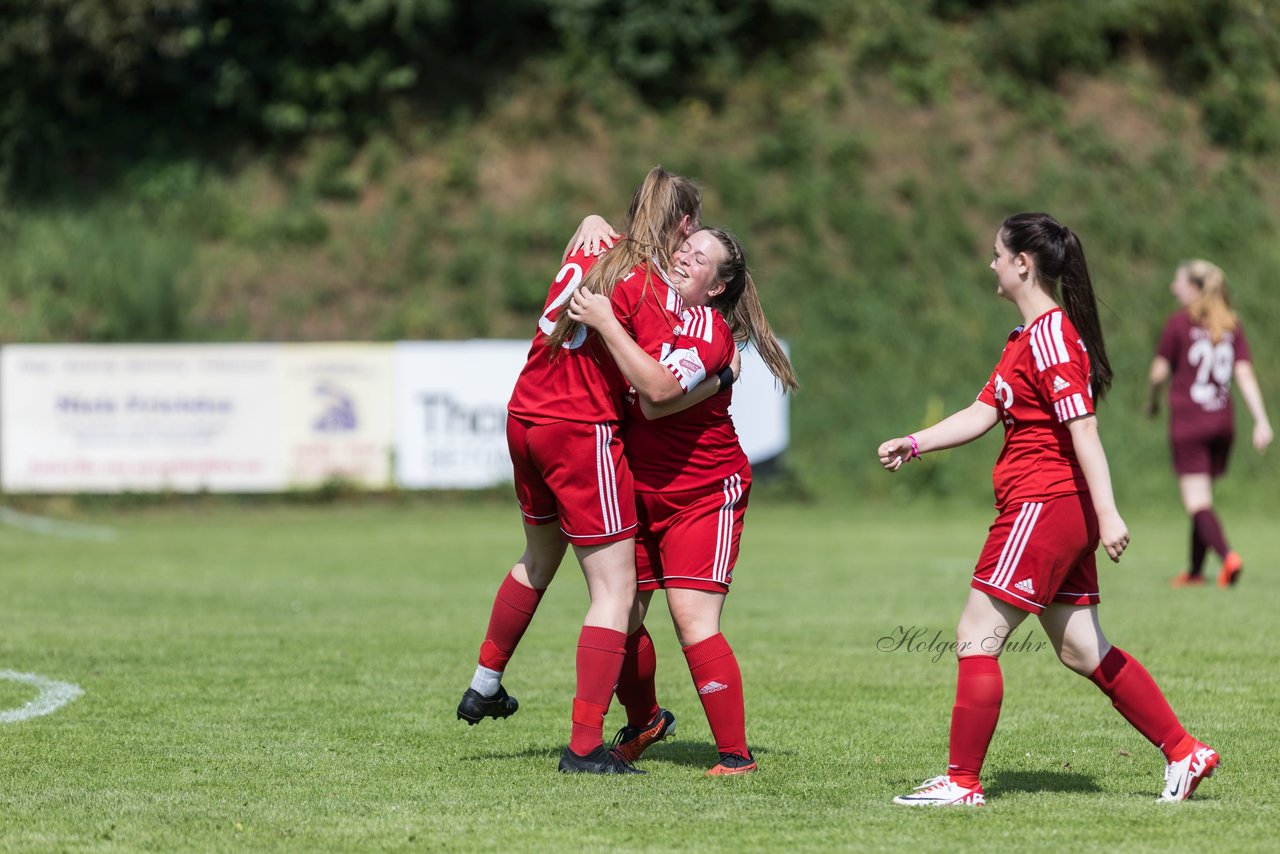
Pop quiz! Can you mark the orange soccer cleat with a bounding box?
[1218,552,1243,587]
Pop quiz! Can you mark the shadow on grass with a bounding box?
[463,746,561,761]
[461,741,786,770]
[634,741,787,769]
[984,768,1103,799]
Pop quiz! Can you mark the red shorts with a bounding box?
[972,493,1099,615]
[507,415,637,546]
[635,470,750,593]
[1170,431,1233,478]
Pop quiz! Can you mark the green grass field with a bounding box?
[0,496,1275,852]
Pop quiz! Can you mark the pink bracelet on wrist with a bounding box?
[908,434,920,459]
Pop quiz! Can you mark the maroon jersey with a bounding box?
[624,306,743,493]
[508,250,666,425]
[1156,309,1251,440]
[977,308,1093,510]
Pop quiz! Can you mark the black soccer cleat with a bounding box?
[558,745,646,774]
[456,686,518,725]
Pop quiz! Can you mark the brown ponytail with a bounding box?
[1181,259,1238,344]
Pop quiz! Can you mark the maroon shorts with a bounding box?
[1170,431,1233,478]
[972,493,1099,615]
[635,470,750,593]
[507,415,636,546]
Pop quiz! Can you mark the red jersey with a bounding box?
[508,250,668,425]
[624,305,744,492]
[977,308,1093,510]
[1156,309,1251,441]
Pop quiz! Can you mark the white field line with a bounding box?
[0,671,85,723]
[0,506,118,542]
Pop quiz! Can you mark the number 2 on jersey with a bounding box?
[538,261,588,350]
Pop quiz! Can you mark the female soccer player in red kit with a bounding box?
[878,213,1218,805]
[569,227,798,775]
[456,167,702,774]
[1146,259,1273,587]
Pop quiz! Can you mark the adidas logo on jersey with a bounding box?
[1052,375,1071,393]
[1014,578,1036,596]
[698,680,729,696]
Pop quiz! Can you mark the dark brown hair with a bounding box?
[1000,212,1113,402]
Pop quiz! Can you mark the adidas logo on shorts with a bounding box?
[1052,375,1071,393]
[1014,578,1036,596]
[698,680,729,696]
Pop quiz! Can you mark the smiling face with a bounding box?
[671,229,728,306]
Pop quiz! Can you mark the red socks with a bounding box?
[947,655,1003,788]
[617,626,660,728]
[945,647,1191,786]
[1193,509,1230,561]
[569,626,627,755]
[1089,646,1188,760]
[683,633,749,758]
[477,572,546,672]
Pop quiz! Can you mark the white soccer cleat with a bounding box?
[1159,743,1220,802]
[893,774,986,807]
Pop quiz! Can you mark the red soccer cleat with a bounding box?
[1218,552,1243,588]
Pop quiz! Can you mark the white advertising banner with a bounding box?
[1,345,282,493]
[394,341,526,489]
[731,340,791,465]
[1,339,789,493]
[393,340,790,490]
[279,344,394,488]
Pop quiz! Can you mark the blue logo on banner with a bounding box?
[313,381,357,432]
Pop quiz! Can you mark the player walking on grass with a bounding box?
[569,226,798,776]
[456,167,702,775]
[1146,260,1272,588]
[877,213,1219,806]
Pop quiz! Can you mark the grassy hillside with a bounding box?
[1,19,1277,504]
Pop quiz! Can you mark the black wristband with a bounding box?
[716,366,736,391]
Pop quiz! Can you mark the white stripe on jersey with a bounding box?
[712,473,744,584]
[680,306,715,343]
[665,284,684,315]
[1030,311,1071,373]
[594,424,622,534]
[1054,392,1088,422]
[652,259,686,315]
[991,502,1042,590]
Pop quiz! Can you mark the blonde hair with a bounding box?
[1181,259,1237,344]
[704,227,799,393]
[546,166,700,354]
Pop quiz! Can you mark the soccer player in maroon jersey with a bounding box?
[569,227,798,776]
[456,167,705,775]
[1146,260,1273,588]
[878,213,1219,806]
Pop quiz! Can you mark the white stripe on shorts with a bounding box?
[595,423,622,534]
[991,502,1042,590]
[712,473,744,584]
